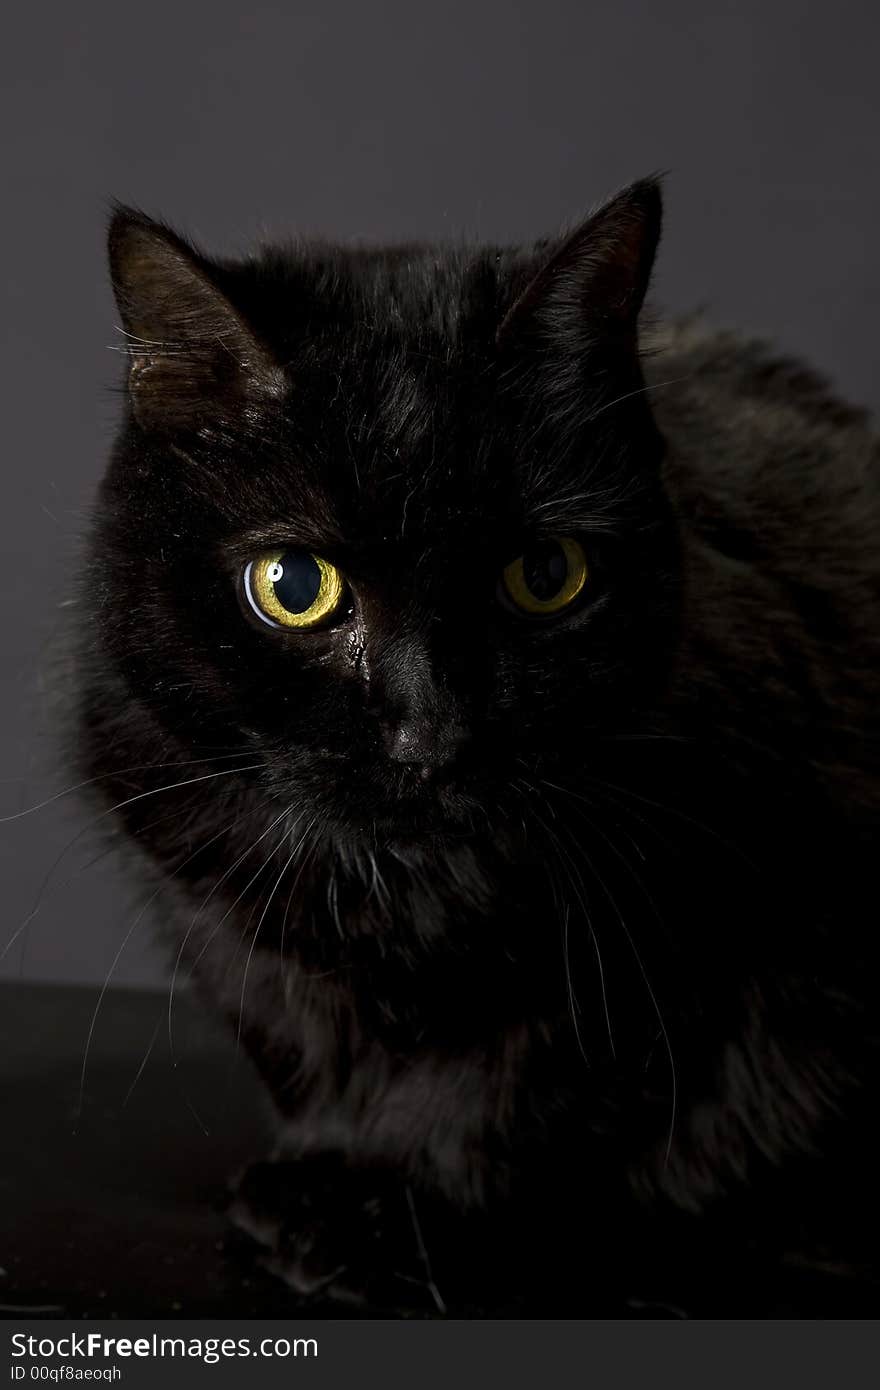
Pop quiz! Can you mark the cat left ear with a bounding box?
[108,208,285,434]
[497,177,662,352]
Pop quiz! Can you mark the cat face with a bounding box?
[95,181,678,846]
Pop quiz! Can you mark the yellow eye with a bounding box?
[244,548,347,630]
[501,536,589,617]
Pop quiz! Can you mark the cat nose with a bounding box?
[382,716,470,778]
[371,627,472,778]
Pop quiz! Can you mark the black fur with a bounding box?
[76,178,880,1314]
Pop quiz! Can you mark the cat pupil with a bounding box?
[523,540,568,601]
[273,550,322,613]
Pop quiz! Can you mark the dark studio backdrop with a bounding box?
[2,0,878,995]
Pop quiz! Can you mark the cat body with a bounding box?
[77,181,879,1312]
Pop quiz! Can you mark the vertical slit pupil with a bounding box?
[523,540,568,600]
[272,550,322,613]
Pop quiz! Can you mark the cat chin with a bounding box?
[294,799,494,862]
[372,827,482,858]
[298,777,494,845]
[338,811,486,851]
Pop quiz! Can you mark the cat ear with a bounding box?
[108,208,285,434]
[497,177,662,353]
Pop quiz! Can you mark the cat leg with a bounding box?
[226,1154,450,1313]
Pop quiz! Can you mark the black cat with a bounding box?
[76,178,880,1315]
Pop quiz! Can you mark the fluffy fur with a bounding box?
[75,179,880,1314]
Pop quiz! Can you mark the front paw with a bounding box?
[227,1156,445,1314]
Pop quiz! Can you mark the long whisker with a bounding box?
[117,798,279,1097]
[584,373,695,422]
[544,801,617,1062]
[121,1012,162,1108]
[518,779,615,1063]
[278,823,326,999]
[587,772,759,873]
[75,810,247,1130]
[562,900,592,1067]
[0,750,263,825]
[167,797,291,1065]
[405,1184,447,1315]
[1,797,233,969]
[510,779,593,1067]
[543,781,678,1166]
[1,762,266,966]
[235,816,317,1050]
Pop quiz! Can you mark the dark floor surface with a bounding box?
[3,983,878,1320]
[0,982,328,1318]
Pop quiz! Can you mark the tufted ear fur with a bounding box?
[497,177,662,353]
[495,179,662,444]
[108,208,285,434]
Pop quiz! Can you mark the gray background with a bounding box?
[2,0,878,988]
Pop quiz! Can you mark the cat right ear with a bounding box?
[497,178,662,353]
[108,208,285,434]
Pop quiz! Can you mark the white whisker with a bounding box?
[167,797,291,1064]
[0,750,264,825]
[235,815,316,1049]
[75,810,246,1130]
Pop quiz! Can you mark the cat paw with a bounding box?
[226,1156,446,1314]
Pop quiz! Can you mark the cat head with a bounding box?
[93,179,677,846]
